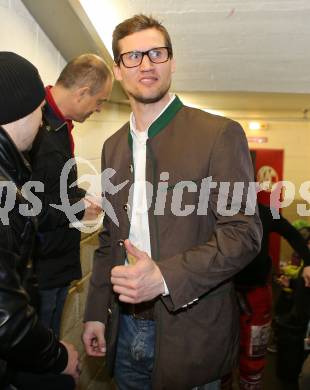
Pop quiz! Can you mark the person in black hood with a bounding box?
[0,51,79,390]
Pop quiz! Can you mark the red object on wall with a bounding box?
[251,149,284,269]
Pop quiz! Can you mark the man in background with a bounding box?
[30,53,113,336]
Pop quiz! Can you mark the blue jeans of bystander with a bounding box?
[39,285,69,337]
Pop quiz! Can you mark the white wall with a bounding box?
[0,0,66,84]
[74,102,130,181]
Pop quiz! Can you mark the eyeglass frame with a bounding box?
[117,46,172,68]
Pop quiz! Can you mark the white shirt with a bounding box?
[129,94,176,257]
[129,95,176,296]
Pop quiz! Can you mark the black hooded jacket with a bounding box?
[0,126,67,386]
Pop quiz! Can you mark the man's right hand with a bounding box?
[82,321,106,357]
[60,341,80,384]
[82,195,102,221]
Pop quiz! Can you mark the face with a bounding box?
[72,78,112,122]
[21,100,45,151]
[113,28,175,105]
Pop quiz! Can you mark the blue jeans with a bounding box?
[114,313,220,390]
[39,286,69,336]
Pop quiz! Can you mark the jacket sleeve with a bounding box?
[158,120,263,311]
[83,216,113,324]
[30,150,86,231]
[0,247,68,373]
[84,143,113,324]
[270,212,310,267]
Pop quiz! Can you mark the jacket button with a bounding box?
[123,203,130,212]
[117,239,124,247]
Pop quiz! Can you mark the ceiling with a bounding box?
[22,0,310,114]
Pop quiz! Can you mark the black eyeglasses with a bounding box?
[118,47,171,68]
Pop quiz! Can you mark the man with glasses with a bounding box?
[83,14,262,390]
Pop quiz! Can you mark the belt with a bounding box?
[121,301,155,321]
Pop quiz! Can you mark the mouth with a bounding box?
[139,76,158,85]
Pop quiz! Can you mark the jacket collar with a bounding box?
[43,86,75,155]
[128,95,183,149]
[42,99,67,133]
[44,86,73,132]
[0,126,31,186]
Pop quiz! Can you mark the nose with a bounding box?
[140,53,153,70]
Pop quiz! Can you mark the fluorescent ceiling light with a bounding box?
[248,121,261,131]
[79,0,121,57]
[248,121,269,131]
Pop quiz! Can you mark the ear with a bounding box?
[113,63,123,82]
[75,86,90,102]
[171,58,176,74]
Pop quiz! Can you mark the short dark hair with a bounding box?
[56,53,112,95]
[112,14,173,63]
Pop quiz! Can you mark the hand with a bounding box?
[277,274,290,288]
[82,195,102,221]
[302,266,310,287]
[111,239,165,303]
[60,341,80,384]
[82,321,106,357]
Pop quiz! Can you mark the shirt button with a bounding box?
[129,164,133,173]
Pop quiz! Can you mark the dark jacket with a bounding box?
[29,101,85,289]
[84,97,262,389]
[235,203,310,287]
[0,127,68,387]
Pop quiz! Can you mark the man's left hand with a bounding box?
[111,239,165,303]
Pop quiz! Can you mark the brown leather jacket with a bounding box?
[85,98,262,389]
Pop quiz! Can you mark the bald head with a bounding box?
[56,53,113,95]
[52,54,113,122]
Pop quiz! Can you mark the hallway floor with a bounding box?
[262,351,299,390]
[85,352,300,390]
